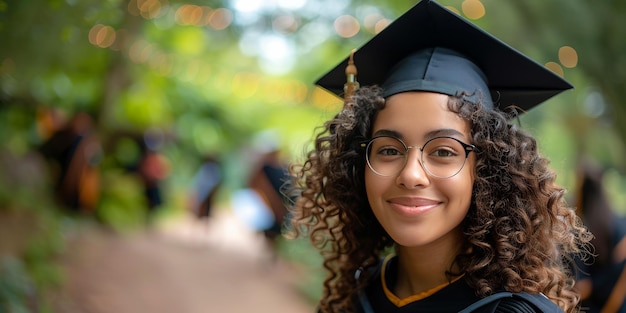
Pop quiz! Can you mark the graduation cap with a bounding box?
[315,0,573,112]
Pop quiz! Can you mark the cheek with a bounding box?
[455,166,476,205]
[364,168,386,205]
[441,162,475,207]
[364,168,377,198]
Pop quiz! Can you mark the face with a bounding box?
[365,92,475,249]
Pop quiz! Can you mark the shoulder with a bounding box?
[461,292,563,313]
[494,295,559,313]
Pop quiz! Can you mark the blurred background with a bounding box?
[1,0,625,312]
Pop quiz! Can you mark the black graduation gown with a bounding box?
[354,256,563,313]
[575,216,626,313]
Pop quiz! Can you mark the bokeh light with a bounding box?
[545,61,565,77]
[88,24,116,48]
[207,8,233,30]
[559,46,578,68]
[173,5,232,30]
[334,15,360,38]
[462,0,486,20]
[273,14,299,34]
[363,13,384,34]
[128,0,168,18]
[128,40,155,64]
[584,90,606,118]
[374,18,391,34]
[175,5,204,26]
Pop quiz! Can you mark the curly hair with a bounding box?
[288,86,593,313]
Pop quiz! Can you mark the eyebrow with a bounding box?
[423,128,466,139]
[372,129,402,138]
[371,128,466,140]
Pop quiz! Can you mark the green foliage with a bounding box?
[494,0,626,173]
[605,169,626,215]
[0,163,64,313]
[96,170,148,232]
[0,256,36,313]
[22,217,64,289]
[276,237,324,303]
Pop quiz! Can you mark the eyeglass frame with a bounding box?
[359,135,477,179]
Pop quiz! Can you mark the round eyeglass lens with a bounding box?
[366,136,471,178]
[420,137,470,178]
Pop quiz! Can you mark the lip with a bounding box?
[387,196,441,217]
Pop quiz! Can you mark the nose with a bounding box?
[396,149,430,188]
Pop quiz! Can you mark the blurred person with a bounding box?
[288,1,593,312]
[137,130,170,223]
[39,111,102,213]
[247,139,291,259]
[189,154,223,219]
[573,159,626,313]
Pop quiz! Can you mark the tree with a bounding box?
[492,0,626,171]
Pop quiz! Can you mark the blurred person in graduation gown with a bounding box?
[39,111,102,213]
[574,159,626,313]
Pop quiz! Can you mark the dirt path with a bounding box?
[51,211,316,313]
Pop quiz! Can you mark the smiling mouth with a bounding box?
[389,197,440,207]
[387,198,441,216]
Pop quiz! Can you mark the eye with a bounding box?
[377,146,404,156]
[429,147,458,158]
[368,137,407,159]
[423,138,464,160]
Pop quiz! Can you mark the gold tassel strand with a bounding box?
[344,49,359,104]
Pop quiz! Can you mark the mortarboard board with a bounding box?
[315,0,573,112]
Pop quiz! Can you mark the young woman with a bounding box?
[288,1,593,312]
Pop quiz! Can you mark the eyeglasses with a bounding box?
[362,136,476,178]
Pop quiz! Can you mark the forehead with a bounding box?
[372,92,470,140]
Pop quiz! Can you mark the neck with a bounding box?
[394,234,464,298]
